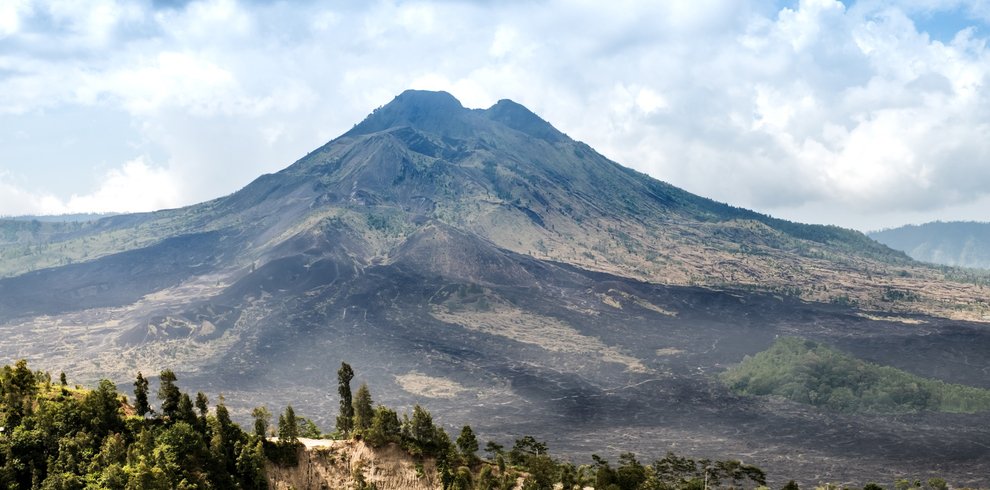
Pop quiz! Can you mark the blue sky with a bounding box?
[1,0,989,231]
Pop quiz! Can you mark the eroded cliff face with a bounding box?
[266,439,442,490]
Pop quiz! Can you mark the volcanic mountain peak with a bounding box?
[483,98,565,143]
[342,89,565,146]
[344,89,468,137]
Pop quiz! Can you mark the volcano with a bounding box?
[1,90,989,486]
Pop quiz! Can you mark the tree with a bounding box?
[484,440,504,460]
[214,398,244,473]
[92,433,127,470]
[125,460,170,490]
[510,435,548,465]
[559,462,578,490]
[278,405,299,443]
[615,453,646,490]
[523,455,557,490]
[476,466,498,490]
[452,466,473,490]
[235,440,267,490]
[298,417,322,438]
[366,405,401,447]
[592,455,617,490]
[177,392,198,427]
[336,362,355,435]
[353,383,374,433]
[251,406,271,438]
[405,404,439,453]
[158,369,180,420]
[782,481,800,490]
[456,425,479,465]
[156,421,211,487]
[82,379,124,438]
[59,372,67,386]
[134,371,150,417]
[195,392,209,418]
[927,478,948,490]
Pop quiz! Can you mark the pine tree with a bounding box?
[133,371,150,417]
[214,398,244,474]
[279,405,299,443]
[158,369,180,420]
[353,383,374,432]
[405,404,440,454]
[83,379,124,438]
[456,425,479,464]
[485,440,504,460]
[195,392,209,418]
[178,393,197,426]
[366,405,401,447]
[336,362,355,435]
[251,406,271,438]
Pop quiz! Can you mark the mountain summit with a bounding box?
[345,90,467,137]
[1,91,990,485]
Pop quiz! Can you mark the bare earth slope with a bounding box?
[1,91,989,486]
[267,440,444,490]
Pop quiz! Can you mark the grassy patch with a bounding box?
[722,337,990,413]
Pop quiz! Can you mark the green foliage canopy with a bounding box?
[722,337,990,413]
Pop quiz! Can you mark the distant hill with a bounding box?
[870,221,990,270]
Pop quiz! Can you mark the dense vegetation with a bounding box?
[0,361,266,489]
[722,337,990,413]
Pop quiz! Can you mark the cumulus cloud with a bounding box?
[0,0,988,229]
[62,157,182,213]
[0,158,182,216]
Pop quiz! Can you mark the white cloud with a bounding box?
[0,0,989,230]
[62,157,182,214]
[0,0,31,37]
[0,157,182,216]
[101,51,237,115]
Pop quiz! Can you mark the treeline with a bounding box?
[722,337,990,413]
[0,361,265,489]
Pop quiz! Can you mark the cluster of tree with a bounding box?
[585,451,766,490]
[0,361,265,489]
[721,337,990,413]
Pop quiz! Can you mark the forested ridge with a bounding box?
[0,360,962,489]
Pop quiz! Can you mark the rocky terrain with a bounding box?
[1,90,989,487]
[267,439,446,490]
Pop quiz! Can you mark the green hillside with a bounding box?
[722,337,990,414]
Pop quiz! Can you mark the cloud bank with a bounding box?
[0,0,988,230]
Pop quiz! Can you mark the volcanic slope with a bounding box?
[2,90,990,486]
